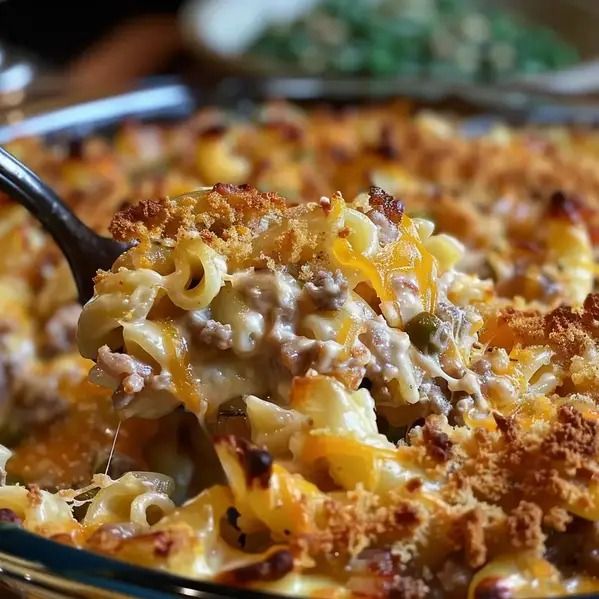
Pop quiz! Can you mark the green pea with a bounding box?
[405,311,445,354]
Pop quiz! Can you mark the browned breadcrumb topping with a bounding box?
[506,501,545,550]
[460,507,488,568]
[454,406,598,522]
[542,405,599,463]
[8,102,599,596]
[110,184,328,270]
[86,407,599,593]
[297,489,422,558]
[110,184,286,243]
[543,506,572,532]
[489,292,599,359]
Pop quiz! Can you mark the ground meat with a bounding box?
[113,373,171,414]
[418,379,451,416]
[274,330,367,388]
[44,303,82,353]
[303,270,348,310]
[91,347,173,417]
[368,209,399,244]
[279,336,321,375]
[188,313,233,350]
[362,318,412,382]
[232,270,299,317]
[92,345,153,395]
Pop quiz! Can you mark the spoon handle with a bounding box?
[0,145,127,303]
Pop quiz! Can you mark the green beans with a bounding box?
[405,311,445,354]
[249,0,578,83]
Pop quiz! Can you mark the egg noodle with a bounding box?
[2,103,599,598]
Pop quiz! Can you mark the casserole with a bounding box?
[2,77,599,596]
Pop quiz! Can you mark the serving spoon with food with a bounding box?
[0,144,227,472]
[0,145,130,304]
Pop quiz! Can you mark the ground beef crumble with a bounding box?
[188,313,233,350]
[303,269,348,310]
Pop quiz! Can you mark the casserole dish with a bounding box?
[4,78,599,599]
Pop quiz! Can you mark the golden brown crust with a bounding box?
[456,406,598,519]
[110,184,287,244]
[110,184,328,271]
[541,405,599,465]
[9,102,599,595]
[490,296,599,359]
[506,501,544,550]
[542,506,572,532]
[295,488,422,559]
[461,508,488,568]
[109,198,165,240]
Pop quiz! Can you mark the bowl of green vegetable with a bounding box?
[181,0,591,87]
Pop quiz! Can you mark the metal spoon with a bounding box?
[0,145,129,304]
[0,146,227,488]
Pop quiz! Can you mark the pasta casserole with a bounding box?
[3,103,599,598]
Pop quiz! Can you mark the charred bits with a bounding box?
[368,186,404,224]
[220,436,274,488]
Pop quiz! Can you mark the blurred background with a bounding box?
[1,0,599,107]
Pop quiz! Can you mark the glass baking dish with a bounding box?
[2,77,599,599]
